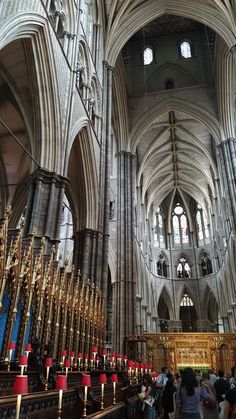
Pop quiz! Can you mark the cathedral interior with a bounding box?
[1,0,236,417]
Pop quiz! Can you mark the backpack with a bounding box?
[231,403,236,418]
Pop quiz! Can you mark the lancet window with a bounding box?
[172,203,189,245]
[157,254,168,278]
[196,204,210,242]
[200,252,213,276]
[154,207,164,246]
[179,40,192,58]
[143,47,153,65]
[180,293,194,307]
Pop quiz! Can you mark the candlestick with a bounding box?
[70,352,75,371]
[99,373,107,410]
[56,375,67,419]
[77,353,82,371]
[44,358,52,390]
[58,389,63,419]
[112,374,118,405]
[8,341,15,371]
[15,394,22,419]
[81,374,91,418]
[13,375,28,419]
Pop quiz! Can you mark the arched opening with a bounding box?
[180,292,197,332]
[158,294,170,332]
[0,40,33,221]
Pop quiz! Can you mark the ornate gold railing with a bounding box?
[0,208,106,361]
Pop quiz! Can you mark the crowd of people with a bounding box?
[138,366,236,419]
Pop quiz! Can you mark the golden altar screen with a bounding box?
[126,333,236,374]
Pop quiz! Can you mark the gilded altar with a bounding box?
[126,333,236,374]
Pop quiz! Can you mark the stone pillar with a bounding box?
[147,312,152,332]
[73,228,98,280]
[95,62,113,297]
[24,168,68,253]
[112,150,136,352]
[151,316,157,333]
[218,138,236,230]
[136,296,142,334]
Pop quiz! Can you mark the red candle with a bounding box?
[56,375,67,390]
[45,358,53,367]
[13,375,28,395]
[8,341,16,350]
[99,373,107,384]
[81,374,91,387]
[111,373,118,383]
[25,343,32,352]
[19,355,28,366]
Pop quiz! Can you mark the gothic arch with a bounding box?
[78,40,91,88]
[157,284,174,320]
[201,284,218,319]
[106,1,236,66]
[176,284,200,319]
[0,15,63,173]
[67,125,98,230]
[146,61,197,91]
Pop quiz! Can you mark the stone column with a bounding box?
[147,312,152,332]
[73,228,98,280]
[24,168,68,253]
[218,138,236,230]
[112,151,136,352]
[95,62,113,298]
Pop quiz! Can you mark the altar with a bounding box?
[126,333,236,374]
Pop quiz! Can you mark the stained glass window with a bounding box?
[158,214,164,244]
[196,210,203,240]
[181,214,189,244]
[173,215,180,244]
[143,47,153,65]
[203,211,209,238]
[180,41,192,58]
[180,293,193,306]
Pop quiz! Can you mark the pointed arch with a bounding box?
[67,124,98,230]
[0,14,63,173]
[157,284,174,320]
[107,1,236,65]
[176,284,200,319]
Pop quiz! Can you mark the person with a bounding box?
[139,373,156,419]
[162,377,177,418]
[230,366,236,389]
[156,367,169,414]
[201,372,219,419]
[208,369,217,387]
[223,385,236,418]
[214,370,230,403]
[174,373,181,388]
[175,367,215,419]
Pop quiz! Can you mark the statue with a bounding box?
[177,262,183,278]
[184,262,191,278]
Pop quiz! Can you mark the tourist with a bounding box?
[161,377,177,418]
[140,373,156,419]
[175,367,215,419]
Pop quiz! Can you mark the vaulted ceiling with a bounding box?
[111,8,223,216]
